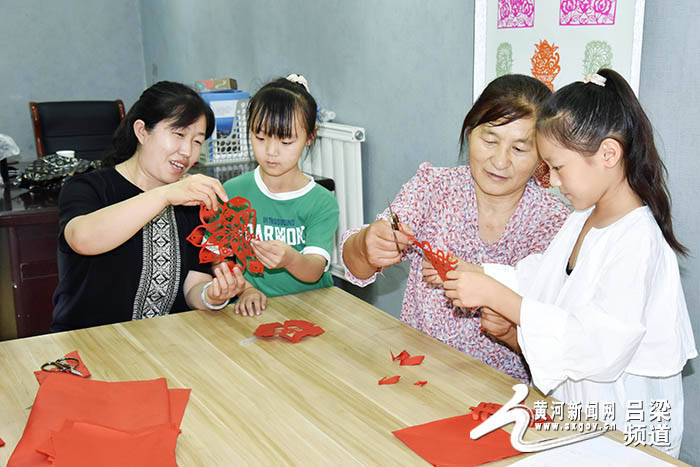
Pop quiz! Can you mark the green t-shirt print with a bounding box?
[222,168,339,297]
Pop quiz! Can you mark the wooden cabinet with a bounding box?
[0,188,59,339]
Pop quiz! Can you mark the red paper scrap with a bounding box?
[414,381,428,387]
[34,350,91,385]
[187,196,264,275]
[469,401,553,428]
[0,438,5,447]
[253,320,324,343]
[390,349,425,366]
[379,376,401,385]
[393,414,521,466]
[8,373,189,466]
[407,235,458,281]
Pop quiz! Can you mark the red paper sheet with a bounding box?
[393,414,521,466]
[469,402,553,428]
[39,421,179,467]
[8,374,187,467]
[34,350,91,385]
[186,196,264,274]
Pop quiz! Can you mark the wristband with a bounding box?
[201,281,230,310]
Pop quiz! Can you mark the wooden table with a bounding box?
[0,287,686,465]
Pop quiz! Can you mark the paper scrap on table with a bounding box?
[34,350,91,385]
[8,373,189,467]
[393,413,521,466]
[253,320,324,343]
[379,376,400,385]
[414,381,428,387]
[390,349,425,366]
[508,435,673,466]
[0,438,4,447]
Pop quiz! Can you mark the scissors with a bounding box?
[41,357,84,377]
[387,203,402,255]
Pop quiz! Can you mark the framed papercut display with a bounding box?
[473,0,646,101]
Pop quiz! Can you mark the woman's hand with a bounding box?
[205,262,247,304]
[251,240,295,269]
[480,307,520,353]
[159,174,229,210]
[234,287,267,317]
[359,220,414,269]
[422,257,481,285]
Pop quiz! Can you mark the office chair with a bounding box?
[29,100,126,160]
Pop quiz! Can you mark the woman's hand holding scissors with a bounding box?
[359,220,414,269]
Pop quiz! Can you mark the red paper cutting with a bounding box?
[34,350,91,385]
[390,349,425,366]
[414,381,428,387]
[0,438,5,447]
[253,320,324,343]
[379,376,401,385]
[469,401,553,428]
[187,196,264,275]
[407,236,458,281]
[393,414,521,466]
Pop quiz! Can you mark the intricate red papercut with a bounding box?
[390,349,425,366]
[414,381,428,387]
[531,40,561,91]
[469,401,553,427]
[379,376,401,385]
[187,196,264,275]
[407,236,458,281]
[253,320,324,343]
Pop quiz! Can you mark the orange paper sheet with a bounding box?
[39,421,180,467]
[8,373,188,467]
[34,350,91,385]
[393,414,521,467]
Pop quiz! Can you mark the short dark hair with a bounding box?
[460,74,551,151]
[103,81,214,166]
[537,68,687,255]
[248,77,317,140]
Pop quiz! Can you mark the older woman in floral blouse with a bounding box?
[341,75,569,383]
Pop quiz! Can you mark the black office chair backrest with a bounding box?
[29,100,125,160]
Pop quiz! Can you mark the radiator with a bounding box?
[301,122,366,278]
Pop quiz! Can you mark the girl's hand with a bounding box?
[234,287,267,317]
[422,257,480,285]
[206,262,247,303]
[360,220,414,269]
[160,174,229,210]
[251,240,295,269]
[442,269,493,309]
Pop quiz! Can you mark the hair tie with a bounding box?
[584,73,606,87]
[286,73,310,93]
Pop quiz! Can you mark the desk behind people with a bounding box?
[0,287,686,465]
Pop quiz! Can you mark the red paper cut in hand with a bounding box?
[390,349,425,366]
[379,376,401,385]
[407,235,458,281]
[253,320,324,343]
[414,381,428,387]
[469,401,553,428]
[187,196,264,275]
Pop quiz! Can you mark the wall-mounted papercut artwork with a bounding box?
[560,0,617,26]
[474,0,645,97]
[497,0,536,29]
[496,43,514,76]
[583,40,613,76]
[530,40,560,91]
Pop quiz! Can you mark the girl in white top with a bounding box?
[426,69,696,457]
